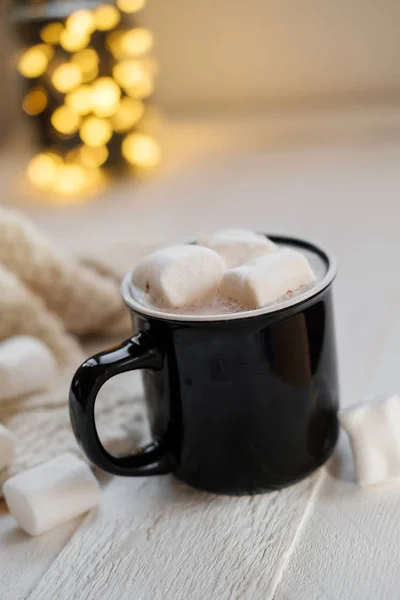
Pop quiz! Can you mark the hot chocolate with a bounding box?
[130,230,322,318]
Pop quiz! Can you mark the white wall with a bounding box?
[143,0,400,112]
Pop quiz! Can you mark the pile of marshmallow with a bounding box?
[133,229,316,311]
[0,336,59,511]
[0,336,100,536]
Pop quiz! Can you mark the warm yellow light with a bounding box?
[122,133,161,168]
[112,97,144,132]
[108,30,155,61]
[85,165,107,191]
[18,45,52,78]
[51,63,82,93]
[80,145,109,167]
[46,151,63,165]
[66,10,95,36]
[136,105,162,134]
[126,74,154,99]
[27,153,58,189]
[51,105,81,134]
[120,28,153,57]
[94,4,121,31]
[71,48,99,82]
[41,44,55,59]
[117,0,146,14]
[22,87,48,116]
[82,65,99,83]
[113,59,148,89]
[53,164,87,195]
[106,30,122,48]
[105,31,125,60]
[142,55,159,78]
[66,85,92,115]
[65,147,82,163]
[91,77,121,117]
[60,29,90,52]
[71,47,98,69]
[80,116,113,147]
[40,22,64,44]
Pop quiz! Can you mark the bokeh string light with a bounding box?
[11,0,161,198]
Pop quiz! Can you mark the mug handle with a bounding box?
[69,332,173,476]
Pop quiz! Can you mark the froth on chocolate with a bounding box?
[130,281,315,317]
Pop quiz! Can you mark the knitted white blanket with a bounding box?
[0,206,158,494]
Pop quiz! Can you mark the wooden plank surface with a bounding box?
[275,321,400,600]
[28,474,318,600]
[0,500,82,600]
[275,434,400,600]
[274,169,400,598]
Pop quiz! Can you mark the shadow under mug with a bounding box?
[69,235,339,495]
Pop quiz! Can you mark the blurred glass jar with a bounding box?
[9,0,162,196]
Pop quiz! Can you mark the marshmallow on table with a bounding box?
[339,394,400,487]
[132,244,225,308]
[4,453,100,536]
[199,229,277,268]
[0,336,57,402]
[219,248,315,310]
[0,424,16,471]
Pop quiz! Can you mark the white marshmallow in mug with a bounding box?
[0,424,16,471]
[200,229,277,268]
[220,248,316,309]
[4,453,100,536]
[0,336,57,402]
[132,244,226,308]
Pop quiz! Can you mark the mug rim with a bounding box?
[121,234,337,323]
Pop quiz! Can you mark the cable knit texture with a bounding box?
[0,206,160,495]
[0,207,125,337]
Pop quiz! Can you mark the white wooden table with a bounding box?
[1,110,400,599]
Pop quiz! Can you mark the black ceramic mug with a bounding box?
[69,235,339,495]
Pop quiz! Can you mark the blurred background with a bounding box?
[1,0,400,211]
[147,0,400,112]
[0,0,399,262]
